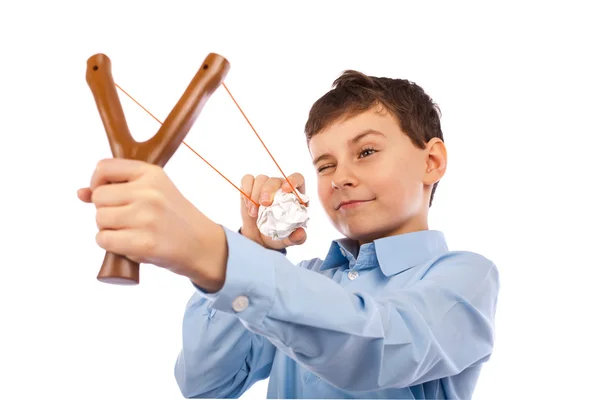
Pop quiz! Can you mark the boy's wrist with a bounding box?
[186,221,228,293]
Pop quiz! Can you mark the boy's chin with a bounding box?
[338,219,417,244]
[338,224,386,244]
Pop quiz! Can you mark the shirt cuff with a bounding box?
[192,226,281,326]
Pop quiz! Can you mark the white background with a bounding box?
[1,1,599,399]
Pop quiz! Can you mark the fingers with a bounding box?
[240,174,259,227]
[96,228,155,260]
[260,177,285,206]
[95,204,131,230]
[95,202,156,229]
[89,182,136,207]
[90,158,154,191]
[240,174,255,206]
[240,174,262,223]
[77,188,92,203]
[249,174,269,217]
[281,172,306,194]
[239,173,306,220]
[79,159,157,204]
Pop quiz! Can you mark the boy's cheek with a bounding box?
[316,184,331,204]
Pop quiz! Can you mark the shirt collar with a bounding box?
[319,229,448,276]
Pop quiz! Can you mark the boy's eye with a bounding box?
[359,148,376,158]
[318,165,332,172]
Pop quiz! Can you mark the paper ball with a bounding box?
[256,188,310,240]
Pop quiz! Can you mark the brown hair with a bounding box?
[304,70,444,207]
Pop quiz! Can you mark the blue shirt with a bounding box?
[174,226,499,399]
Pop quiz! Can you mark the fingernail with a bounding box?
[260,192,269,204]
[250,204,257,217]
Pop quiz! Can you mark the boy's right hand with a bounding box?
[239,173,308,251]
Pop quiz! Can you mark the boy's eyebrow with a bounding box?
[351,129,385,144]
[312,129,385,165]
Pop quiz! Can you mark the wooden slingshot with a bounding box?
[85,52,230,285]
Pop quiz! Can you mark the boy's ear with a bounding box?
[423,138,447,185]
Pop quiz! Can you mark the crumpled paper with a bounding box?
[257,188,310,240]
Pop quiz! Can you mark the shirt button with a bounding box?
[232,296,249,312]
[348,270,359,280]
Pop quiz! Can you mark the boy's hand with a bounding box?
[240,173,308,250]
[77,158,227,291]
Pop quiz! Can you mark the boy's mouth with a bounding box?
[336,199,374,210]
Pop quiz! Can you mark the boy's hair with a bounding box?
[304,70,444,207]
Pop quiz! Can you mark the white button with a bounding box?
[232,296,249,312]
[348,270,359,280]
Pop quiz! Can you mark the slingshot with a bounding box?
[86,52,305,285]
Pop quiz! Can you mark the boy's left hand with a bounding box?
[77,158,227,291]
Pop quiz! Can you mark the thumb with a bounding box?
[284,227,307,246]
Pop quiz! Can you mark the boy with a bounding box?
[78,70,499,399]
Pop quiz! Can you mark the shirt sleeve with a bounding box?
[174,270,277,398]
[201,225,499,392]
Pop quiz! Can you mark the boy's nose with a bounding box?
[331,168,358,189]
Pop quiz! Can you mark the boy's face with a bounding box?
[308,106,445,244]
